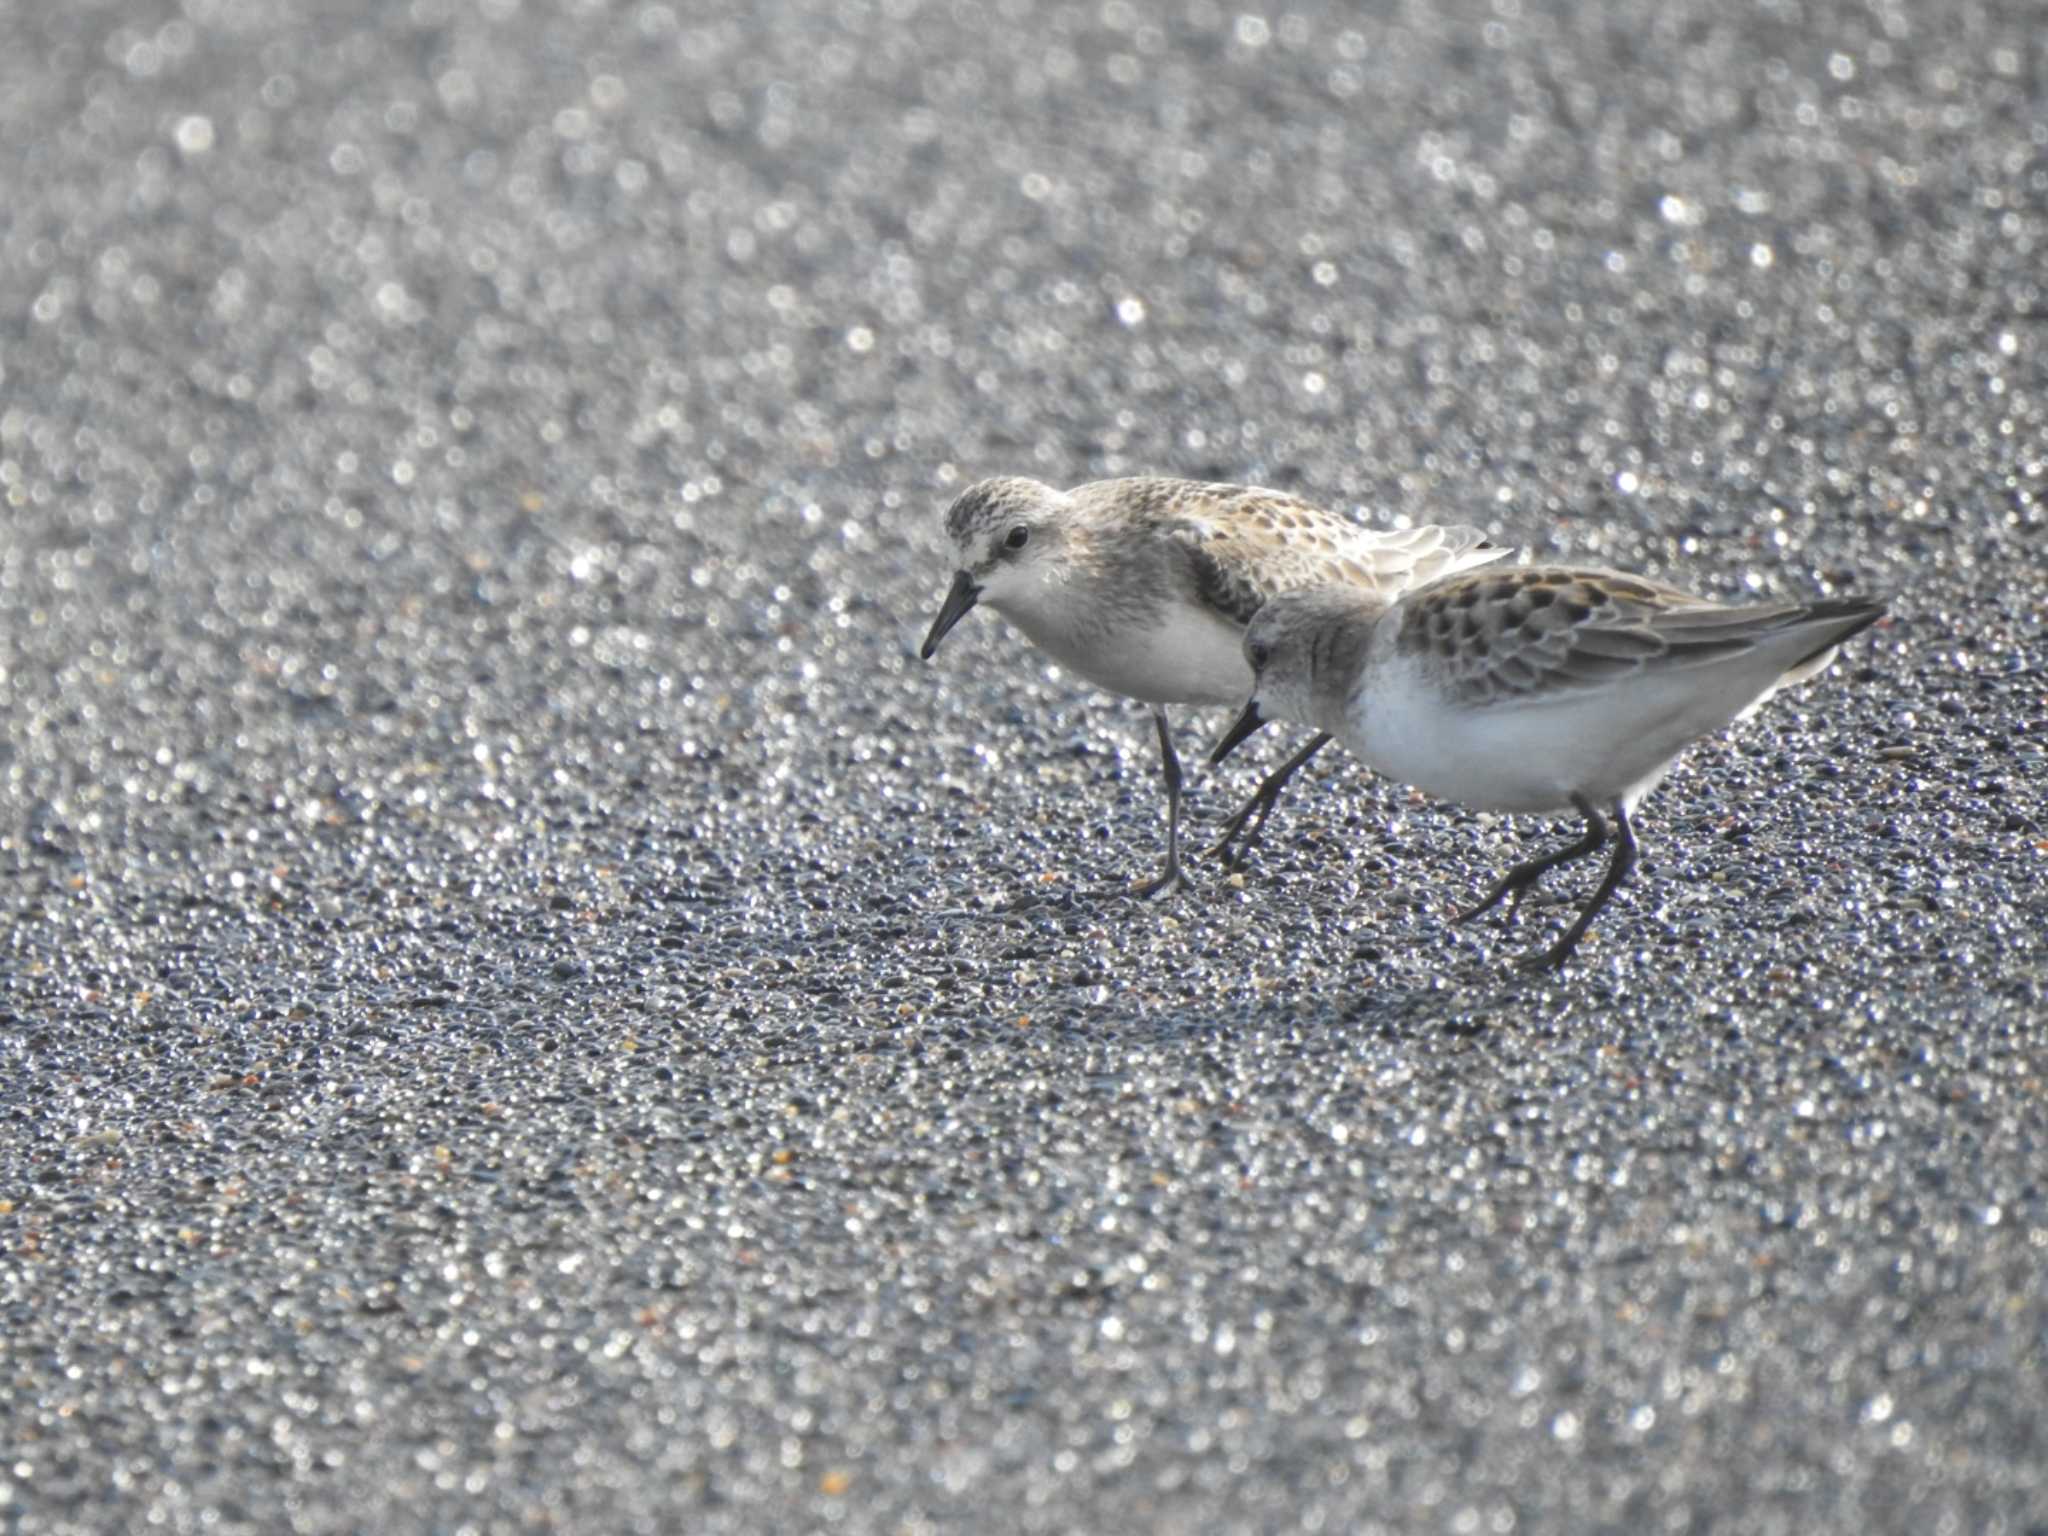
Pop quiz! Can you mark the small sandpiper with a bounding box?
[920,475,1506,896]
[1212,565,1886,967]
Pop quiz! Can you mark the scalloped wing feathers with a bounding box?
[1396,567,1876,709]
[1057,479,1500,627]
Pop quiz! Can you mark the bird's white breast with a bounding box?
[1348,649,1794,814]
[1347,657,1670,813]
[993,593,1251,707]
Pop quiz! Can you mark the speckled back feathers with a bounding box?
[941,474,1502,625]
[1395,567,1883,708]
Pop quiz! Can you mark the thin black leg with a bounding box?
[1206,731,1332,870]
[1128,706,1186,898]
[1458,799,1608,924]
[1523,796,1638,971]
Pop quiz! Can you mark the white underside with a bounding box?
[1733,643,1836,721]
[992,598,1252,707]
[1350,654,1800,815]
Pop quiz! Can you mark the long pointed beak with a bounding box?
[920,570,980,659]
[1209,700,1268,765]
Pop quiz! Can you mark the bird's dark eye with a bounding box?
[1247,640,1271,672]
[1004,525,1030,551]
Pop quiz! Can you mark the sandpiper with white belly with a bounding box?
[919,476,1507,896]
[1211,565,1887,967]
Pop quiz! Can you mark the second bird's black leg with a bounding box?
[1128,706,1187,899]
[1206,731,1332,870]
[1522,797,1639,971]
[1458,797,1609,924]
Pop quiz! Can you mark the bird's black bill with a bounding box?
[1209,701,1268,765]
[920,571,980,659]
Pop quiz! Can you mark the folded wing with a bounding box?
[1144,481,1505,627]
[1400,567,1841,709]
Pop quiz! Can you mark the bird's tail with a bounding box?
[1788,597,1887,673]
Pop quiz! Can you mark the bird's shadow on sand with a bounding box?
[916,871,1629,1050]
